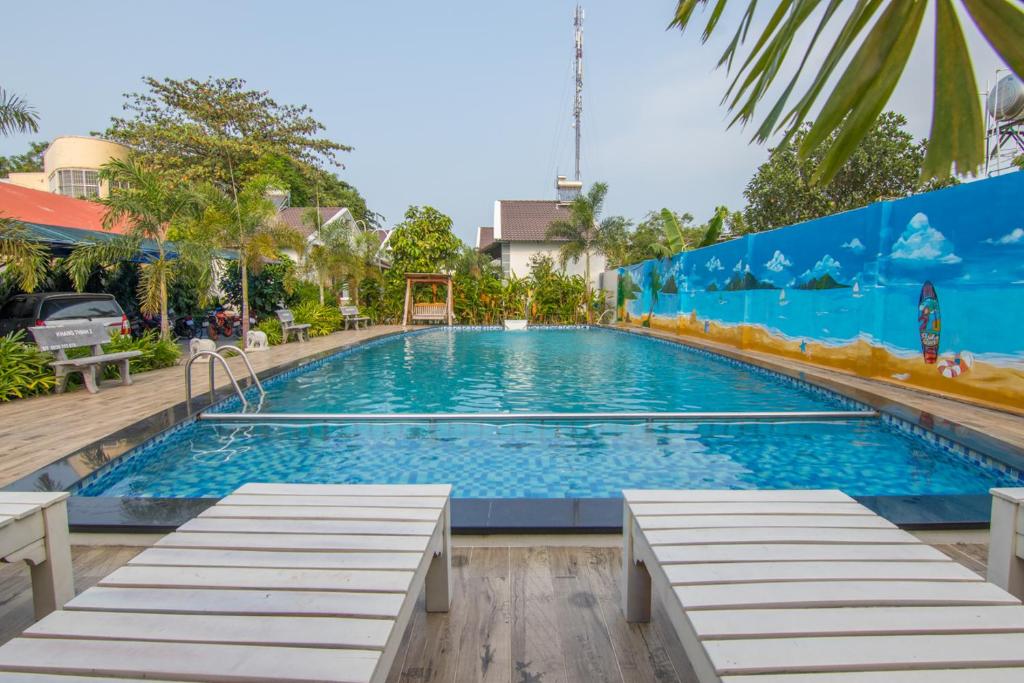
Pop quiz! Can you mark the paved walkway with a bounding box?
[0,326,404,487]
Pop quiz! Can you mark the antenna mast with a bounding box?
[573,4,584,182]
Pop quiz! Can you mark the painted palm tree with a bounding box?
[644,266,664,328]
[0,218,48,292]
[545,181,618,322]
[65,158,211,340]
[195,175,303,339]
[670,0,1023,182]
[0,88,39,136]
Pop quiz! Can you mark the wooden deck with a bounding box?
[0,541,989,682]
[0,326,404,488]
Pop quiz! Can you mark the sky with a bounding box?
[0,1,1011,244]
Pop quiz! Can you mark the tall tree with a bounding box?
[743,112,957,232]
[0,87,39,136]
[669,0,1023,182]
[64,158,212,340]
[386,206,461,274]
[0,141,47,176]
[192,174,304,337]
[544,182,622,320]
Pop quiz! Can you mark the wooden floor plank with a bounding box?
[454,546,512,683]
[720,668,1024,683]
[510,545,569,683]
[548,546,624,683]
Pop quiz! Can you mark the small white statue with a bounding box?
[246,330,269,351]
[189,338,217,360]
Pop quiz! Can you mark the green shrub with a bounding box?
[292,301,342,337]
[0,330,56,401]
[292,280,322,305]
[256,318,283,345]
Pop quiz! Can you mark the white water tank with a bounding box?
[987,74,1024,122]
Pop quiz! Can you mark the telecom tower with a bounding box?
[984,71,1024,176]
[556,5,585,202]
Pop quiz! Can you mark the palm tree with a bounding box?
[344,229,384,307]
[670,1,1023,183]
[545,182,619,321]
[196,175,303,339]
[0,88,39,136]
[301,209,349,305]
[64,158,211,340]
[0,217,48,292]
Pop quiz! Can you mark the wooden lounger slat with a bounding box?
[179,517,437,536]
[129,548,424,570]
[26,610,393,650]
[218,494,449,508]
[690,606,1024,639]
[623,489,854,503]
[156,531,431,552]
[622,488,1024,682]
[720,668,1024,682]
[664,561,982,586]
[236,483,452,497]
[100,566,416,593]
[0,637,380,683]
[630,502,872,516]
[707,633,1024,675]
[674,580,1019,610]
[645,527,918,546]
[68,586,407,618]
[0,484,452,683]
[0,503,44,520]
[203,504,442,521]
[637,514,896,530]
[654,543,949,564]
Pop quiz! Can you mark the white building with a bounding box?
[477,198,606,288]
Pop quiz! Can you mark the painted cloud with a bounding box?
[705,256,724,272]
[841,238,866,254]
[890,213,961,264]
[800,254,842,281]
[984,228,1024,245]
[764,249,792,272]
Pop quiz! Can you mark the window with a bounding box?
[49,168,100,198]
[40,297,122,321]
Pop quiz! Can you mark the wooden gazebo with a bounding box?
[402,273,454,326]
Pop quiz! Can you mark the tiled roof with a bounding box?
[276,207,347,237]
[477,226,494,250]
[0,182,130,233]
[498,200,571,241]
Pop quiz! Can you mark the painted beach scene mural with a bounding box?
[619,172,1024,412]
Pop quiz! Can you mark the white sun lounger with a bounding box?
[0,492,74,619]
[0,483,452,683]
[988,487,1024,599]
[622,489,1024,682]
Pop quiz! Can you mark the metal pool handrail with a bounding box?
[185,349,251,414]
[199,409,878,423]
[216,344,266,397]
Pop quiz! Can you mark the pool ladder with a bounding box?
[185,346,265,414]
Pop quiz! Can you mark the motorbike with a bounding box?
[129,312,162,337]
[172,313,198,340]
[205,307,240,341]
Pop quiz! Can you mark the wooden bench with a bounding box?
[341,305,371,330]
[0,492,74,620]
[622,489,1024,681]
[275,308,311,342]
[29,323,142,394]
[0,482,451,683]
[989,487,1024,599]
[412,302,448,322]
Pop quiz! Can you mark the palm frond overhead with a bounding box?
[669,0,1024,183]
[0,217,48,292]
[0,88,39,136]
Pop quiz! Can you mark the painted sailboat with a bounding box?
[852,281,863,298]
[778,289,789,306]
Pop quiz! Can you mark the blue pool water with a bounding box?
[77,328,1022,499]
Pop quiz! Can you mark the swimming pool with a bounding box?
[75,328,1022,500]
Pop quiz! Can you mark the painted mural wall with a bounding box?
[618,172,1024,412]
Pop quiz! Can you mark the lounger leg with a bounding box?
[425,500,451,612]
[28,500,75,618]
[622,504,651,622]
[988,495,1024,598]
[81,366,100,394]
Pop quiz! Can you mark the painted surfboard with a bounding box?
[918,281,941,364]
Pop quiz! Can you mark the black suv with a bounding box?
[0,293,130,337]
